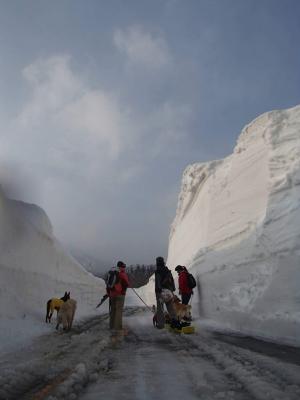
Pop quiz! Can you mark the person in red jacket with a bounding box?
[175,265,193,305]
[107,261,129,330]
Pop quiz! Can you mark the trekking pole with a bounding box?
[130,287,154,313]
[95,293,109,309]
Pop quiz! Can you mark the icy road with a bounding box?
[1,307,300,400]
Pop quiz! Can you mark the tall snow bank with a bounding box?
[167,105,300,345]
[0,188,106,352]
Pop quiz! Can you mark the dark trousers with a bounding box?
[181,293,192,305]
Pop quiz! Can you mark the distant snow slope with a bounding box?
[0,187,108,353]
[167,105,300,345]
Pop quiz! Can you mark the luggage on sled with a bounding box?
[165,322,195,334]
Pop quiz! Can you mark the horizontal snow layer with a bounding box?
[166,104,300,345]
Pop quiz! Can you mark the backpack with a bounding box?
[106,270,119,289]
[187,272,196,289]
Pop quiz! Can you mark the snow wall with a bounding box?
[0,188,106,321]
[167,105,300,345]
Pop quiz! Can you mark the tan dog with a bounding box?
[56,298,77,331]
[173,295,192,321]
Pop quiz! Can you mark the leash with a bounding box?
[96,287,153,313]
[130,287,154,313]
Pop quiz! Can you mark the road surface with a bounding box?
[0,307,300,400]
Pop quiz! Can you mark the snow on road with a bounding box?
[0,308,300,400]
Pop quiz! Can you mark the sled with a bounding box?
[165,323,182,334]
[169,326,182,334]
[181,325,195,334]
[165,323,195,334]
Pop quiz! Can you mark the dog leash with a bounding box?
[130,287,154,313]
[190,293,194,305]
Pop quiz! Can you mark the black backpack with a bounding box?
[106,270,119,289]
[187,272,196,289]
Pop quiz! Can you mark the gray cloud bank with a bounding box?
[0,45,192,267]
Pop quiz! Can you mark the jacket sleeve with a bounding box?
[155,272,162,293]
[178,274,184,293]
[170,273,176,292]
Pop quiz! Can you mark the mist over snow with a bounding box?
[0,53,191,268]
[163,104,300,346]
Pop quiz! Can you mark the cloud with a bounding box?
[114,25,171,69]
[0,55,140,227]
[131,101,192,159]
[57,90,127,159]
[19,55,83,127]
[2,54,191,189]
[17,55,129,160]
[147,102,192,155]
[0,53,193,263]
[1,54,192,192]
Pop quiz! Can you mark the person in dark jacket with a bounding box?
[175,265,193,305]
[154,256,177,329]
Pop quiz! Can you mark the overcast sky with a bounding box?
[0,0,300,267]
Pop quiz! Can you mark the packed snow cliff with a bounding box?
[0,188,107,353]
[167,105,300,345]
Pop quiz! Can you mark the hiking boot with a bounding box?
[180,321,191,327]
[170,319,182,330]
